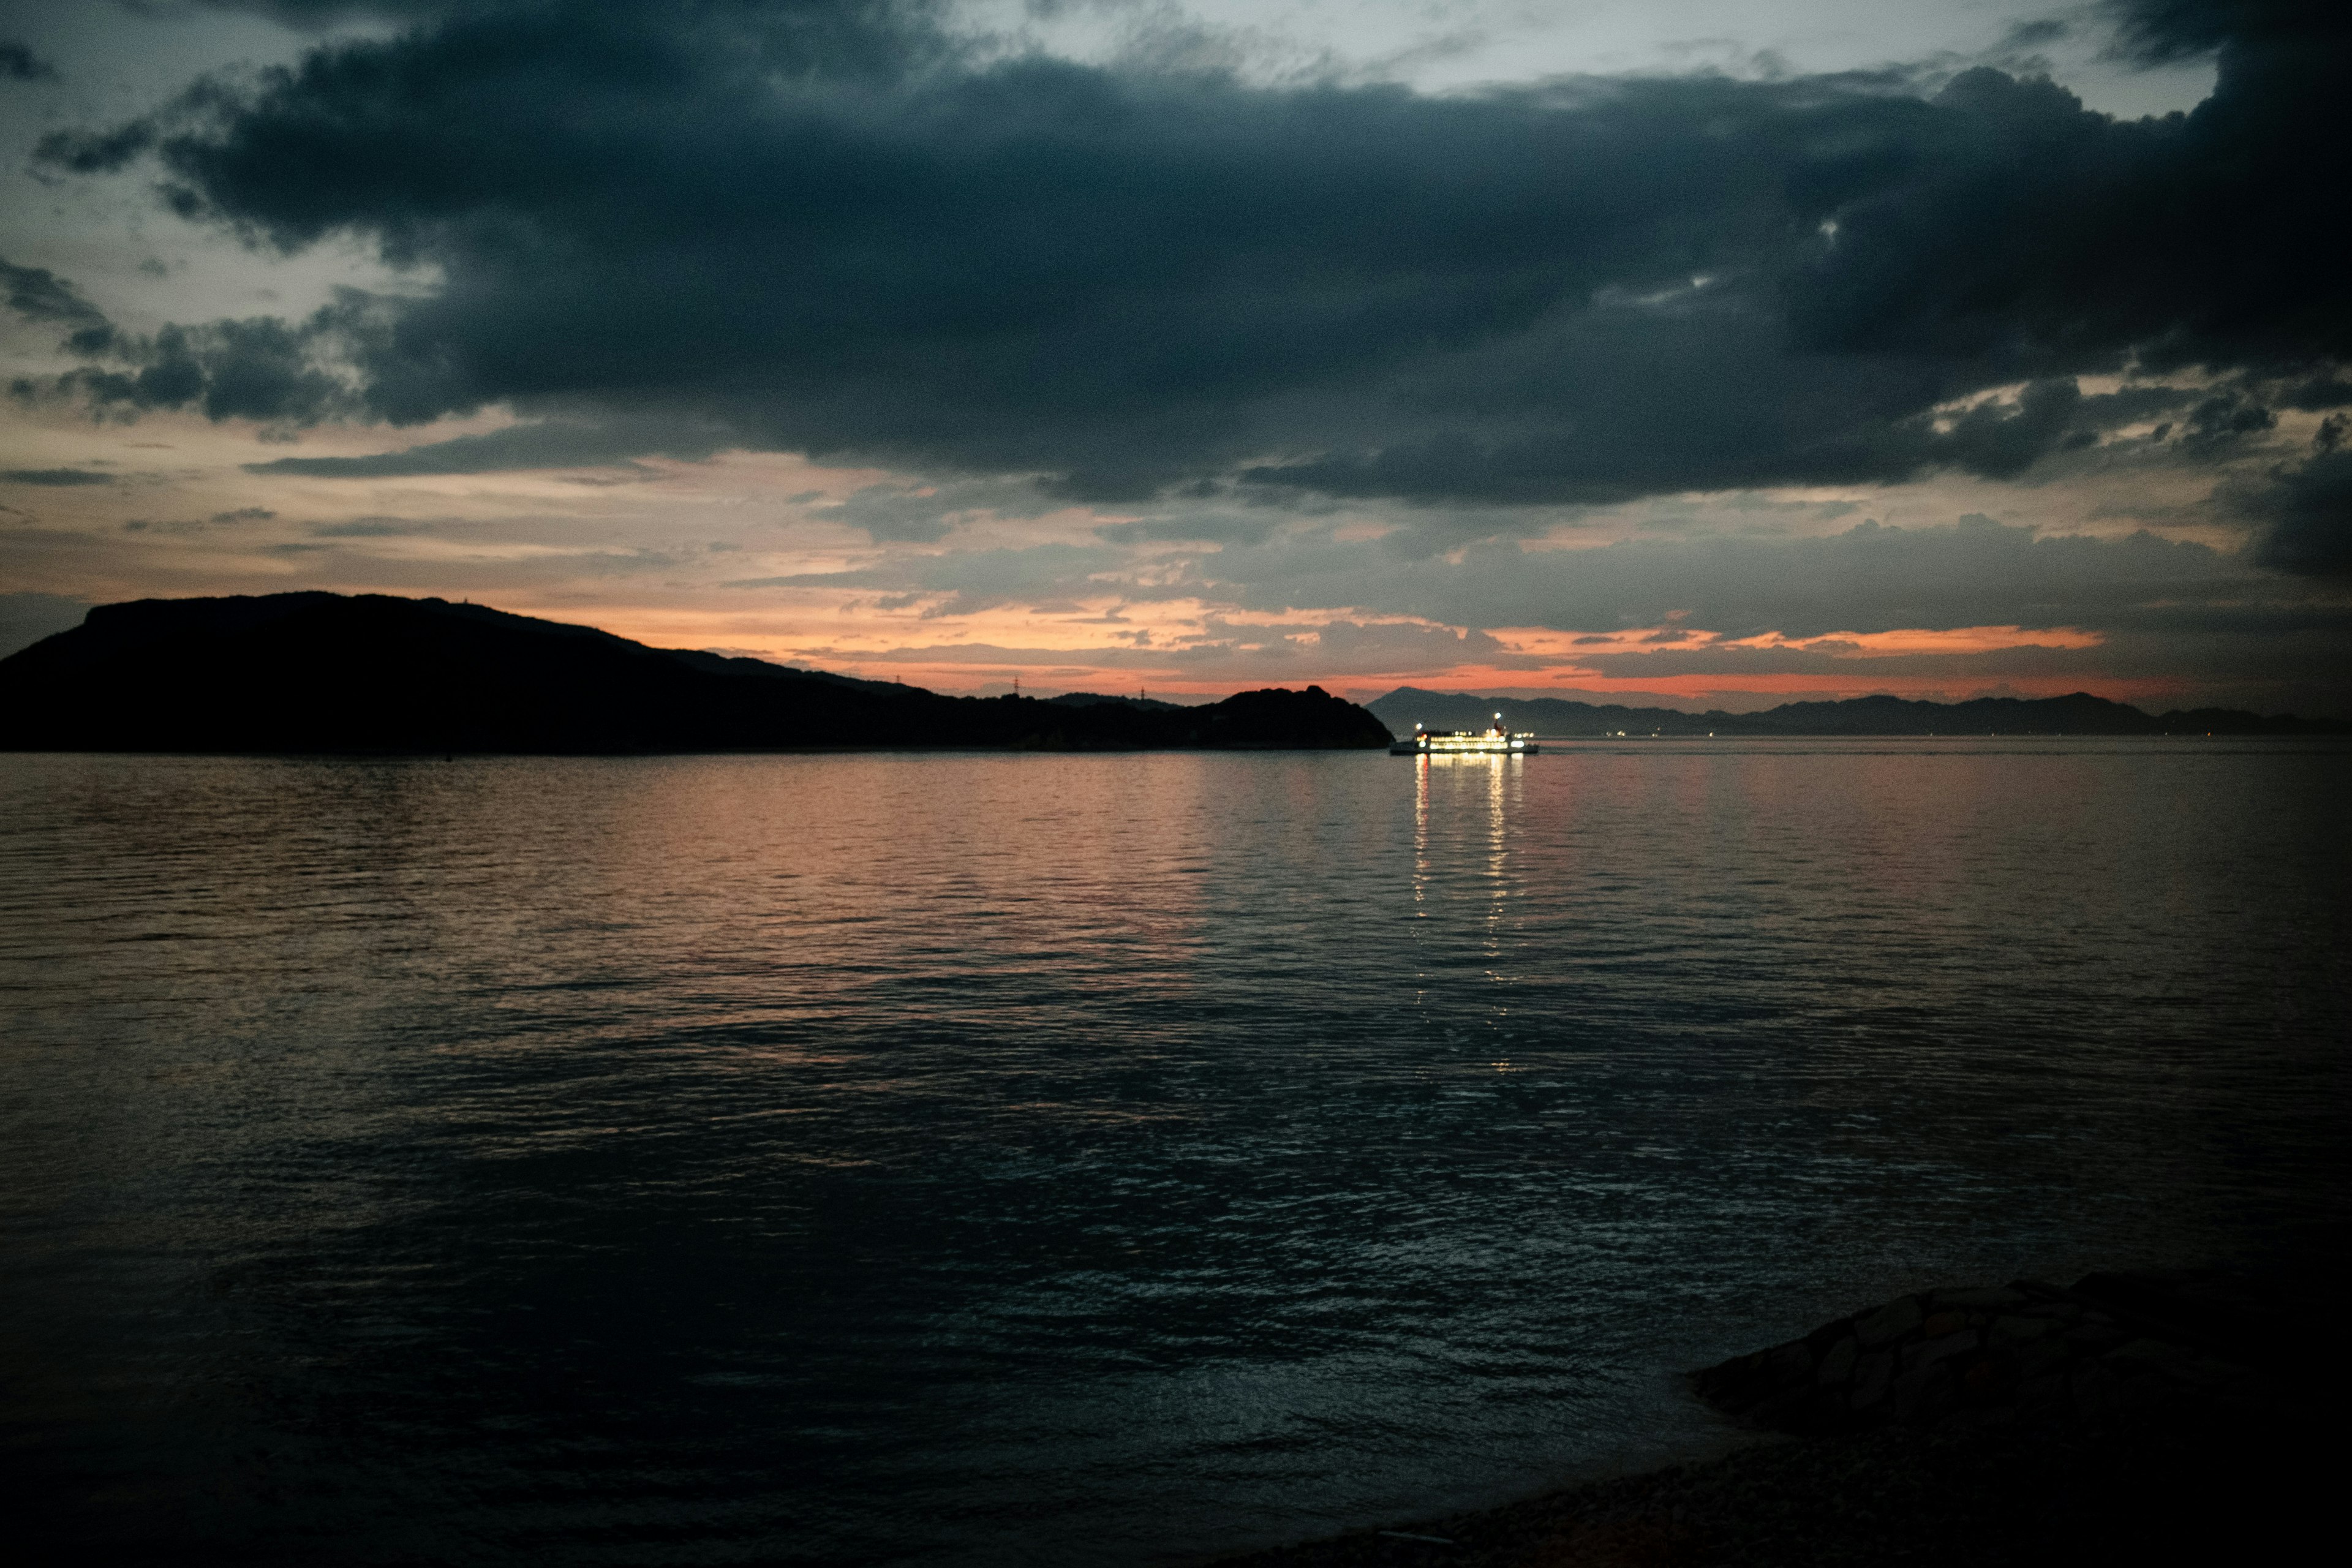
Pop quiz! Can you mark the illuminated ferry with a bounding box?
[1390,715,1539,755]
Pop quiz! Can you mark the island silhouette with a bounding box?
[0,592,1394,753]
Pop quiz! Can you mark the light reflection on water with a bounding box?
[2,742,2347,1566]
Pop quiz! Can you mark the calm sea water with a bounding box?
[4,742,2348,1565]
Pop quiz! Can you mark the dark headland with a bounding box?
[0,592,1393,753]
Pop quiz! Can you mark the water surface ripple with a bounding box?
[4,743,2346,1564]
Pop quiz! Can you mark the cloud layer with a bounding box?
[1,3,2335,549]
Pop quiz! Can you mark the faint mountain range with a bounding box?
[1368,687,2345,737]
[0,593,1392,753]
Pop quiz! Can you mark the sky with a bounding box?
[1,0,2346,712]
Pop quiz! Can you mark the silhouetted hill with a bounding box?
[0,594,1393,753]
[1045,691,1187,712]
[1369,686,2342,738]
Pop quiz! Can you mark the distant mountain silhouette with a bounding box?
[0,594,1393,753]
[1369,687,2343,737]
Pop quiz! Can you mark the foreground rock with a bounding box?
[1691,1269,2291,1436]
[1207,1270,2331,1568]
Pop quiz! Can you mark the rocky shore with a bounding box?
[1692,1269,2291,1438]
[1206,1269,2332,1567]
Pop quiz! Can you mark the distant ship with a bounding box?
[1390,715,1539,755]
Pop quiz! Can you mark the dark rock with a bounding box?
[1755,1387,1816,1430]
[1988,1314,2051,1347]
[1851,1351,1894,1410]
[1239,1259,2343,1568]
[1694,1265,2325,1454]
[1935,1287,2027,1310]
[1891,1361,1956,1420]
[1214,1389,2333,1568]
[1940,1403,2016,1433]
[2016,1371,2068,1414]
[1902,1330,1980,1374]
[2064,1324,2126,1352]
[2015,1337,2071,1380]
[1766,1341,1812,1385]
[2112,1373,2179,1415]
[2068,1360,2120,1417]
[1803,1317,1853,1354]
[1856,1297,1922,1348]
[1695,1270,2308,1445]
[2069,1270,2334,1384]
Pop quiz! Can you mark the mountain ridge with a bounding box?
[1366,686,2343,737]
[0,593,1392,753]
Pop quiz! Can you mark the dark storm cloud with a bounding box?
[2101,0,2338,58]
[2,40,59,82]
[2,467,116,486]
[311,516,429,535]
[1,256,116,356]
[2241,448,2352,576]
[23,2,2352,553]
[1777,53,2345,377]
[2282,375,2352,412]
[4,296,353,425]
[183,0,944,54]
[186,1,525,21]
[243,415,733,474]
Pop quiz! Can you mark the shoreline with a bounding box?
[1204,1268,2334,1567]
